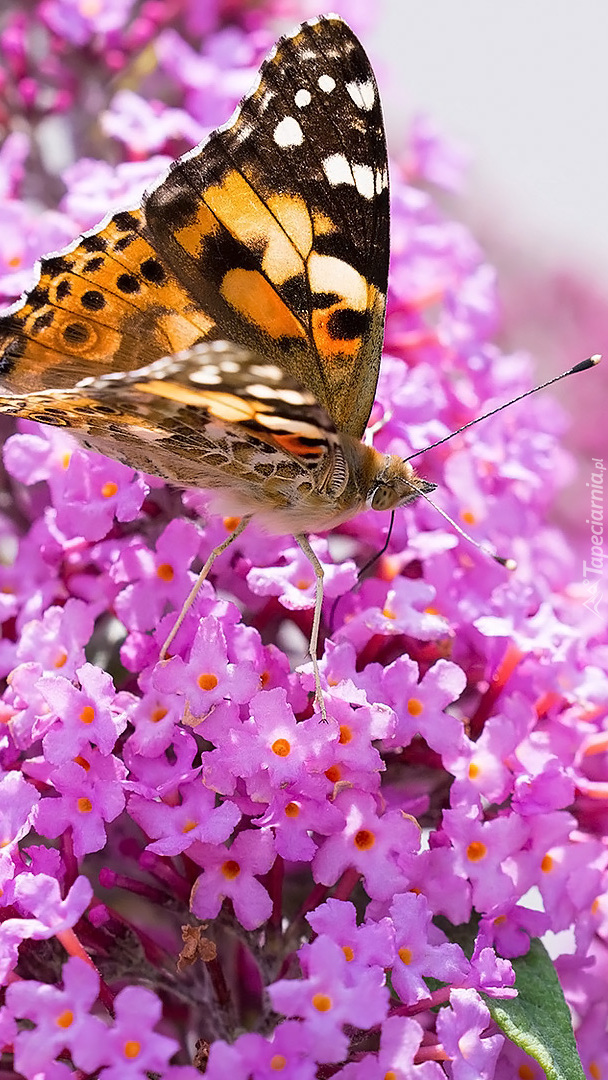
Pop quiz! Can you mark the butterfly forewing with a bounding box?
[144,14,389,438]
[0,14,390,490]
[0,17,388,440]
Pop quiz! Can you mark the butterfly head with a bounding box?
[368,455,436,512]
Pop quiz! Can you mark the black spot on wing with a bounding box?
[327,307,370,340]
[28,286,50,310]
[32,311,54,334]
[80,290,106,312]
[114,211,141,232]
[56,279,72,301]
[140,258,165,284]
[83,257,104,273]
[116,273,141,294]
[81,234,107,254]
[197,229,262,284]
[45,255,74,279]
[63,322,91,344]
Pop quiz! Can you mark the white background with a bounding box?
[371,1,608,285]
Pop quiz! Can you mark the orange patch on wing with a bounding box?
[9,318,126,393]
[156,310,215,353]
[266,194,313,259]
[272,433,325,458]
[174,202,220,259]
[220,269,305,339]
[307,252,369,359]
[312,307,361,359]
[205,171,305,285]
[312,209,337,236]
[133,380,272,423]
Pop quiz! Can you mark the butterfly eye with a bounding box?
[370,484,398,511]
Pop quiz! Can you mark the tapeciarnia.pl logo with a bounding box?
[582,458,605,618]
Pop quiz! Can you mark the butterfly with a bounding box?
[0,14,436,719]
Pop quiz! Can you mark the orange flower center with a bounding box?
[312,993,332,1012]
[222,859,240,880]
[354,829,375,851]
[197,673,218,691]
[466,841,487,863]
[271,738,290,757]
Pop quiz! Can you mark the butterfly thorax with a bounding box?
[207,435,433,535]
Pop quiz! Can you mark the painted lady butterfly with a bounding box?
[0,14,436,719]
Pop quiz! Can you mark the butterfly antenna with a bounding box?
[328,510,396,632]
[405,354,601,464]
[403,480,517,570]
[402,355,601,569]
[329,355,600,628]
[358,510,396,577]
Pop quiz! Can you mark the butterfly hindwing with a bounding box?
[145,14,389,438]
[0,341,340,497]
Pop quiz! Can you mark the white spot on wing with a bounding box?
[352,163,375,199]
[274,116,304,147]
[318,74,336,93]
[257,414,322,438]
[294,88,311,108]
[248,363,283,381]
[130,425,167,443]
[246,384,308,406]
[346,79,375,111]
[322,153,354,188]
[375,169,388,193]
[189,369,222,385]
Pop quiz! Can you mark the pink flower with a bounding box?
[7,957,106,1076]
[270,936,389,1064]
[153,615,259,717]
[312,790,418,900]
[189,828,276,930]
[436,989,504,1079]
[0,2,605,1075]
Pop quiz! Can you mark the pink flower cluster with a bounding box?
[1,1,606,1078]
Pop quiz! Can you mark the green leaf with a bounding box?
[486,939,584,1080]
[437,919,584,1080]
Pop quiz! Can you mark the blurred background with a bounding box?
[365,0,608,548]
[373,1,607,286]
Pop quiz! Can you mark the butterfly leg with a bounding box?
[160,516,251,660]
[294,534,327,722]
